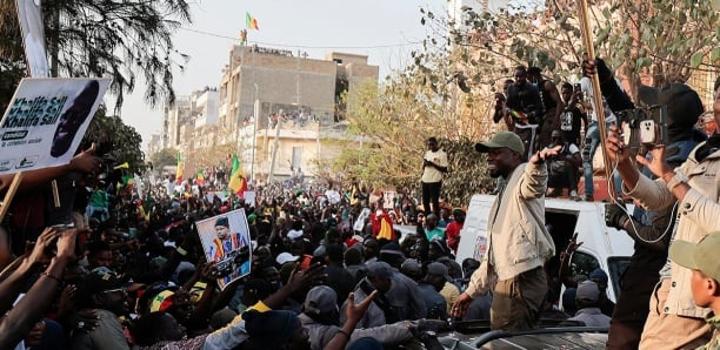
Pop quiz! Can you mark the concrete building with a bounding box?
[147,134,162,158]
[193,88,220,128]
[217,45,379,180]
[162,97,192,149]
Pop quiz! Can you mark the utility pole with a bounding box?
[251,83,259,181]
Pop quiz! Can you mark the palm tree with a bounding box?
[0,0,192,110]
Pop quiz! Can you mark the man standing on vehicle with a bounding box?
[451,131,559,331]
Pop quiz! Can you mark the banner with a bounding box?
[0,78,110,175]
[196,209,252,290]
[353,208,371,232]
[16,0,49,77]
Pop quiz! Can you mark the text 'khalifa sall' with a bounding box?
[2,96,69,129]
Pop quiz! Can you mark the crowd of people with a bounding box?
[493,64,718,202]
[3,54,720,350]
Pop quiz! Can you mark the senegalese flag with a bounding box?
[228,154,248,196]
[196,168,206,186]
[176,153,184,184]
[246,12,259,30]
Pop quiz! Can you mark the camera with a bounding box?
[616,105,668,156]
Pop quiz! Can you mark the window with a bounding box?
[608,257,631,300]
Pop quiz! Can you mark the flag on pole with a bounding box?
[176,153,184,183]
[228,154,247,196]
[246,12,260,30]
[196,168,206,186]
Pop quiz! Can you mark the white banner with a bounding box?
[16,0,49,77]
[354,208,371,232]
[0,78,110,174]
[196,209,252,290]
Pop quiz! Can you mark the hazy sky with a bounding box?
[116,0,447,150]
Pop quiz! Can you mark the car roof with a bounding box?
[478,332,608,349]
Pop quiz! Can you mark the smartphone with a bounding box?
[300,254,313,271]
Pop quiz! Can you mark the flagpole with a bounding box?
[577,0,615,197]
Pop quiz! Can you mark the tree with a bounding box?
[0,0,191,110]
[83,109,145,173]
[418,0,720,103]
[330,73,495,206]
[150,148,179,171]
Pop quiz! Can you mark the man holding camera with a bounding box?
[592,58,720,349]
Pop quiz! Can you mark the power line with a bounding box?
[179,27,421,50]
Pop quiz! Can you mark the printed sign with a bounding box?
[353,208,371,232]
[455,194,494,263]
[0,78,110,175]
[196,209,252,290]
[383,191,396,209]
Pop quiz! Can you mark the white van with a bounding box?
[456,194,635,303]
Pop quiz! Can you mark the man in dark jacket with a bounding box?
[591,58,707,350]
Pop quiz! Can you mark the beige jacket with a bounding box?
[625,144,720,318]
[466,162,555,297]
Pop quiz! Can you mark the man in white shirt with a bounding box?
[421,137,448,216]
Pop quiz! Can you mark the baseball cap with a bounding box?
[275,252,299,265]
[215,216,230,228]
[426,262,451,282]
[475,131,525,155]
[366,261,394,279]
[400,259,422,277]
[575,280,601,303]
[304,286,339,314]
[670,233,720,282]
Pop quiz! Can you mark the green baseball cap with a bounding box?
[475,131,525,155]
[669,233,720,282]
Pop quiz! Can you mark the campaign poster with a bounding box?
[196,209,252,290]
[382,191,396,210]
[0,78,110,175]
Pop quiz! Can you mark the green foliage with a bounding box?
[83,109,145,173]
[150,148,179,170]
[330,73,495,206]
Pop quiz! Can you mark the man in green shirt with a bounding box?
[424,214,445,241]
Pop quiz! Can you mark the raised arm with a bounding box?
[518,146,560,200]
[0,229,76,349]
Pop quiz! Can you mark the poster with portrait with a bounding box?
[382,191,396,210]
[196,209,252,290]
[0,78,110,175]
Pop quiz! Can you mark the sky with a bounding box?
[116,0,448,151]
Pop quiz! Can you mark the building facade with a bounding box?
[154,45,378,181]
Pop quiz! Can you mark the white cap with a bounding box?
[276,252,299,265]
[287,229,303,240]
